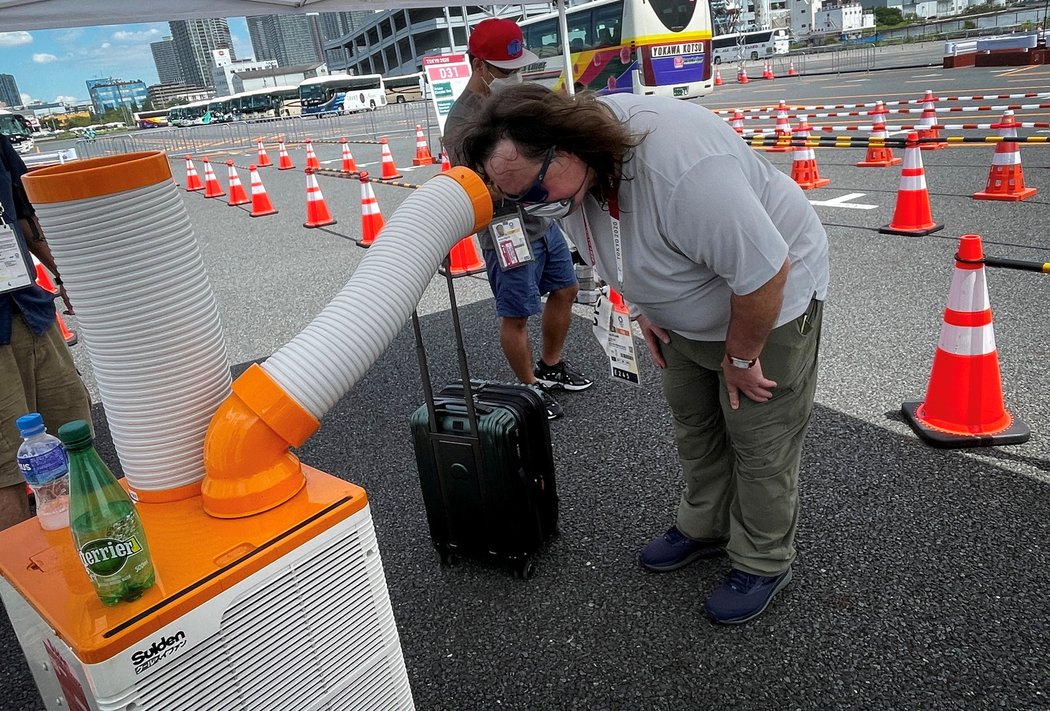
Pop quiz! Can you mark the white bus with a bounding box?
[518,0,714,100]
[711,28,790,64]
[229,86,301,119]
[0,109,34,154]
[132,109,169,129]
[384,72,428,104]
[299,74,387,117]
[167,100,210,127]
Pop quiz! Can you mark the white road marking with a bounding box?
[809,192,878,210]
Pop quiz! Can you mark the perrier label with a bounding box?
[79,535,145,577]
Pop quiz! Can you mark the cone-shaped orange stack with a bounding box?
[440,150,452,172]
[248,164,278,217]
[340,138,357,173]
[714,67,723,86]
[379,137,402,179]
[412,125,436,165]
[917,90,947,150]
[973,110,1037,201]
[736,66,749,84]
[201,157,225,198]
[789,119,830,189]
[767,100,793,153]
[442,236,486,277]
[277,139,295,170]
[256,139,273,168]
[304,139,321,171]
[185,155,204,192]
[902,234,1029,448]
[357,172,385,247]
[857,101,902,168]
[730,108,745,135]
[879,133,943,236]
[226,161,251,206]
[303,169,336,228]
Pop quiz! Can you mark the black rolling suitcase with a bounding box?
[409,266,557,579]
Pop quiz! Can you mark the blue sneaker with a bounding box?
[704,568,793,624]
[638,527,726,572]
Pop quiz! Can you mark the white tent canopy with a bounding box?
[0,1,487,31]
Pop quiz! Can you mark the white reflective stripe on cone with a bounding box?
[946,269,991,312]
[938,322,996,355]
[899,174,928,191]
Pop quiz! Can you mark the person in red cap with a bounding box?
[444,18,593,421]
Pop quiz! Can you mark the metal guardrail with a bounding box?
[828,44,876,73]
[74,100,440,160]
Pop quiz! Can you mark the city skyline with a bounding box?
[0,19,253,106]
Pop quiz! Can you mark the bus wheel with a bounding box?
[751,51,759,60]
[713,56,722,65]
[370,100,377,110]
[397,96,406,104]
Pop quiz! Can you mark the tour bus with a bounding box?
[205,97,234,123]
[518,0,714,100]
[229,86,301,119]
[132,109,170,129]
[299,74,387,117]
[384,72,428,103]
[0,109,35,154]
[166,100,210,127]
[711,28,789,64]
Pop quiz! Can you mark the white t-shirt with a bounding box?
[561,94,829,341]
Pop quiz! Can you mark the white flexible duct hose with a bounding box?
[28,172,231,500]
[261,173,483,419]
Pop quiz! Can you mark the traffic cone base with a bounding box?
[441,236,486,277]
[900,234,1029,448]
[973,110,1037,201]
[972,178,1037,202]
[880,133,943,236]
[412,125,436,166]
[856,150,903,168]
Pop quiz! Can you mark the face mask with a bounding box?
[523,199,574,219]
[488,71,523,94]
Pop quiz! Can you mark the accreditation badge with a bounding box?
[591,285,640,386]
[492,205,534,271]
[0,219,33,295]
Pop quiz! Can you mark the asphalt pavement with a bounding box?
[2,45,1049,710]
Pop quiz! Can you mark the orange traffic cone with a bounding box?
[184,155,204,192]
[917,90,947,150]
[412,125,436,166]
[790,119,830,190]
[442,236,486,277]
[857,101,902,168]
[226,161,251,206]
[879,132,943,236]
[902,234,1029,448]
[201,157,225,198]
[277,138,295,170]
[33,259,76,345]
[357,172,385,247]
[439,150,452,172]
[379,137,402,180]
[763,60,774,80]
[340,138,358,173]
[256,139,273,168]
[303,169,336,228]
[736,65,749,84]
[973,110,1037,201]
[248,164,278,217]
[729,108,745,135]
[767,100,793,153]
[304,139,321,171]
[714,67,723,86]
[787,60,797,76]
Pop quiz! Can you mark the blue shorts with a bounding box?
[483,223,578,319]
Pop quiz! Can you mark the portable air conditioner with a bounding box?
[0,467,414,711]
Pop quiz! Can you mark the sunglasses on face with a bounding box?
[501,146,556,205]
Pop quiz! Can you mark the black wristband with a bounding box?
[54,277,63,286]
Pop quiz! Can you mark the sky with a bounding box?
[0,19,253,106]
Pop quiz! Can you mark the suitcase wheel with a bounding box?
[515,557,536,580]
[439,550,458,567]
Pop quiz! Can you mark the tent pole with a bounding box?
[556,0,575,95]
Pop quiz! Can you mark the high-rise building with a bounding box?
[247,15,324,67]
[150,36,182,85]
[86,79,149,114]
[0,74,21,108]
[168,18,236,89]
[318,11,375,41]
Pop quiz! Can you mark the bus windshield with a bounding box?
[519,0,712,100]
[0,113,32,138]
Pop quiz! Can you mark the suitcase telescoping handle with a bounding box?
[411,255,481,438]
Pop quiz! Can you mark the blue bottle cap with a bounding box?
[16,413,44,437]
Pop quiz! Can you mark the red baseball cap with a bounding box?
[468,18,539,70]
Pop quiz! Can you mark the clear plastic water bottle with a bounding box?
[15,413,70,531]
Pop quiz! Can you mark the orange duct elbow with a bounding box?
[202,364,319,518]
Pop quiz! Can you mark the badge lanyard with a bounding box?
[0,204,34,295]
[585,195,639,386]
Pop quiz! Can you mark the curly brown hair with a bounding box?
[452,84,643,204]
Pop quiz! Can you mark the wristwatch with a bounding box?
[727,355,757,369]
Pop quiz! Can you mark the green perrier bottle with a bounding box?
[58,420,156,606]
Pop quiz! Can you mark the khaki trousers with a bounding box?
[659,299,822,576]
